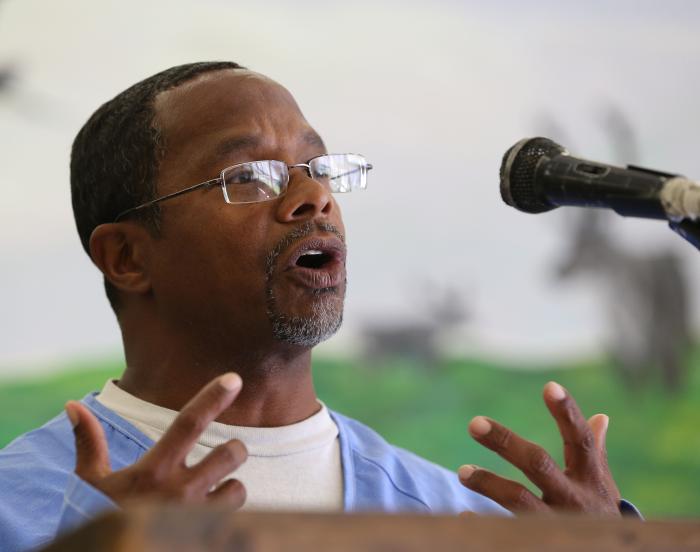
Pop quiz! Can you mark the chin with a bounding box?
[267,287,345,348]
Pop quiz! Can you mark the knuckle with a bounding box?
[464,469,486,492]
[578,432,596,453]
[235,481,247,503]
[491,427,512,452]
[200,383,227,405]
[216,440,248,467]
[588,473,616,501]
[133,463,165,488]
[595,480,610,500]
[183,481,206,502]
[514,488,535,510]
[528,449,556,477]
[126,469,154,494]
[73,428,91,450]
[216,443,243,466]
[133,470,156,490]
[225,479,247,505]
[229,478,245,495]
[561,402,577,424]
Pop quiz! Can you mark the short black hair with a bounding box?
[70,61,245,312]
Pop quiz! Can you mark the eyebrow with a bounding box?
[213,135,261,161]
[212,130,326,164]
[303,130,326,150]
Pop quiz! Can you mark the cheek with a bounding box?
[152,206,273,310]
[209,227,268,295]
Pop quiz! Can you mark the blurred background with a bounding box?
[1,0,699,517]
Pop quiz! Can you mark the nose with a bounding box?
[275,168,334,223]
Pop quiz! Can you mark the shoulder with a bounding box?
[0,393,150,473]
[331,411,509,516]
[0,412,79,550]
[0,412,78,494]
[0,394,149,551]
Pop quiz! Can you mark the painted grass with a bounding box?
[1,354,698,517]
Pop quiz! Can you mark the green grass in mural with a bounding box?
[1,354,698,518]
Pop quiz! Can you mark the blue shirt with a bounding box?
[0,392,508,551]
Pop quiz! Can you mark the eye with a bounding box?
[228,169,258,185]
[314,163,332,178]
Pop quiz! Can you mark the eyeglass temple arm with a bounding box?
[329,164,373,180]
[113,161,373,221]
[114,178,221,222]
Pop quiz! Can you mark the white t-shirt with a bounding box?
[96,380,343,511]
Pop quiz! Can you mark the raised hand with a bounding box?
[64,372,247,508]
[458,381,621,516]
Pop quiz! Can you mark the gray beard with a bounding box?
[265,221,346,347]
[267,289,344,347]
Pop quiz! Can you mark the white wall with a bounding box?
[1,0,699,371]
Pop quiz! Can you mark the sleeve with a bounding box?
[56,473,120,535]
[619,499,644,519]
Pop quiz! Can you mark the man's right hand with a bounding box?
[64,372,247,508]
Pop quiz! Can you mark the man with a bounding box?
[0,61,635,552]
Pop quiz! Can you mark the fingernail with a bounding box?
[468,416,491,437]
[65,403,79,428]
[545,381,566,401]
[600,414,610,432]
[219,373,242,391]
[458,464,477,481]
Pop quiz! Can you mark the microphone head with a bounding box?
[500,137,568,213]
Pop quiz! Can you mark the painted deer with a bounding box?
[360,285,468,367]
[550,106,691,392]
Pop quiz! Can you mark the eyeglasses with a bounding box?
[114,153,372,222]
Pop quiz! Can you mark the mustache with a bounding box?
[265,220,345,278]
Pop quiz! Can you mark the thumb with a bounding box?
[65,401,112,483]
[587,413,609,454]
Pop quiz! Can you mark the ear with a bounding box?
[89,223,152,296]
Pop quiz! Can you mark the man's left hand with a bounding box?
[458,381,621,516]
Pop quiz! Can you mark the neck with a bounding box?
[117,314,320,427]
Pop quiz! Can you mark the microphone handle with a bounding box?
[537,154,673,219]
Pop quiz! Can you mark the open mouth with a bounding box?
[285,237,346,289]
[295,249,336,270]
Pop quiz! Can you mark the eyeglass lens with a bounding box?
[221,154,369,204]
[221,160,286,204]
[309,154,369,193]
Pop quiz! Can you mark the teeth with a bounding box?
[304,249,324,255]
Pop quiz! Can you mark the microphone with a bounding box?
[499,137,700,222]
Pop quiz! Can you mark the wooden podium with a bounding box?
[41,505,700,551]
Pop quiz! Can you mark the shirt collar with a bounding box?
[96,379,338,457]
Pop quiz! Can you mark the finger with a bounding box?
[65,401,111,483]
[151,373,242,466]
[468,416,570,501]
[188,439,248,492]
[458,464,550,514]
[588,414,613,473]
[207,478,246,509]
[587,414,620,502]
[587,414,609,454]
[543,382,597,474]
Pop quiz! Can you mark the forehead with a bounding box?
[154,70,321,165]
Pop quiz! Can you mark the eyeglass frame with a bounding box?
[113,153,373,222]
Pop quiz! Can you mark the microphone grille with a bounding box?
[500,137,567,213]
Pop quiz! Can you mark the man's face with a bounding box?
[146,70,347,351]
